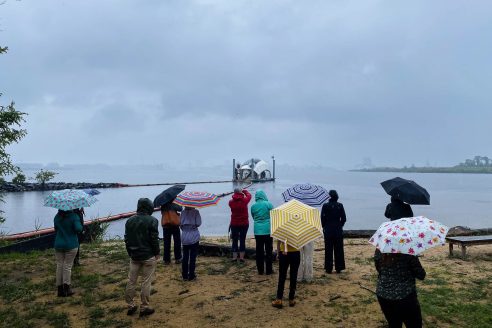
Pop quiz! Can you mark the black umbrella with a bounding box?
[381,177,430,205]
[153,184,186,207]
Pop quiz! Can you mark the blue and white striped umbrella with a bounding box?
[282,183,330,207]
[44,189,98,211]
[83,188,101,196]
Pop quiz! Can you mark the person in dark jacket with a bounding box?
[54,209,83,297]
[229,188,252,262]
[374,249,426,327]
[161,202,183,265]
[320,190,346,274]
[251,189,274,275]
[385,196,413,221]
[124,198,160,317]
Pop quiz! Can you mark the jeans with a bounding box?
[163,225,182,263]
[377,292,423,328]
[231,225,249,252]
[182,242,199,280]
[255,235,273,274]
[276,251,301,300]
[125,257,157,310]
[55,248,78,285]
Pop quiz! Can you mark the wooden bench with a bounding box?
[446,235,492,258]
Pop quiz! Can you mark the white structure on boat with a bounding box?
[233,157,275,182]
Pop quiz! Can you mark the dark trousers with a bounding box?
[182,242,199,280]
[276,251,301,300]
[231,225,249,252]
[163,225,182,263]
[324,230,345,272]
[255,235,273,274]
[377,292,422,328]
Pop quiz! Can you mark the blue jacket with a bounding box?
[54,211,83,250]
[250,190,273,236]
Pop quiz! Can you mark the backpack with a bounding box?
[161,210,180,226]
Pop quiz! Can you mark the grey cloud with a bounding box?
[2,0,492,167]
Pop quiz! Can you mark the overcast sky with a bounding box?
[1,0,491,168]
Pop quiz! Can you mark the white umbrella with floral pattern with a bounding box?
[369,216,449,255]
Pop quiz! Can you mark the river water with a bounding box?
[1,165,491,238]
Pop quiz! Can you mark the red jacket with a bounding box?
[229,190,252,227]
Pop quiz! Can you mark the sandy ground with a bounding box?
[1,237,491,328]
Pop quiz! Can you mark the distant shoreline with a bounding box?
[351,167,492,174]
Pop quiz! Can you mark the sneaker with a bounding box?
[127,305,138,316]
[239,259,245,264]
[271,299,283,309]
[188,276,197,281]
[175,258,182,264]
[289,299,296,307]
[139,308,155,317]
[163,261,171,265]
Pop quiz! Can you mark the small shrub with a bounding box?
[12,172,26,185]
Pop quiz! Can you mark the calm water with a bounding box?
[1,166,491,238]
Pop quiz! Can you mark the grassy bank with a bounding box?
[0,238,490,328]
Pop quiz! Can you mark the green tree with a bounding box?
[12,172,26,185]
[1,46,28,224]
[35,169,57,188]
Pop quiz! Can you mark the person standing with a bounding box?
[229,188,252,262]
[124,198,160,317]
[321,190,346,274]
[297,241,314,282]
[271,240,301,308]
[385,196,414,221]
[374,249,426,327]
[250,189,274,275]
[180,206,202,281]
[54,209,83,297]
[161,202,183,265]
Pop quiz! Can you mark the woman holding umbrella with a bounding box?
[45,189,97,297]
[370,217,448,327]
[54,209,83,296]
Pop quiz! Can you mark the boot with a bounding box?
[63,284,74,297]
[231,252,238,262]
[57,285,65,297]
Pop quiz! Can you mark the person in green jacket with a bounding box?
[124,198,160,317]
[251,190,274,275]
[54,209,83,297]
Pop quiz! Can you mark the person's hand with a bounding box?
[283,251,288,255]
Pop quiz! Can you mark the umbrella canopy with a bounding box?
[44,189,98,211]
[270,199,323,249]
[83,188,100,196]
[154,184,186,207]
[369,216,449,255]
[173,191,219,208]
[282,183,330,207]
[381,177,430,205]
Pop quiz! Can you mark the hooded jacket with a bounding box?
[384,197,413,221]
[251,190,274,235]
[321,199,347,236]
[124,198,160,261]
[54,210,83,250]
[229,189,252,227]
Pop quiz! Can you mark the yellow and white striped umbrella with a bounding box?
[270,199,323,250]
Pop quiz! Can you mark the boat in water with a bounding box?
[233,157,275,182]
